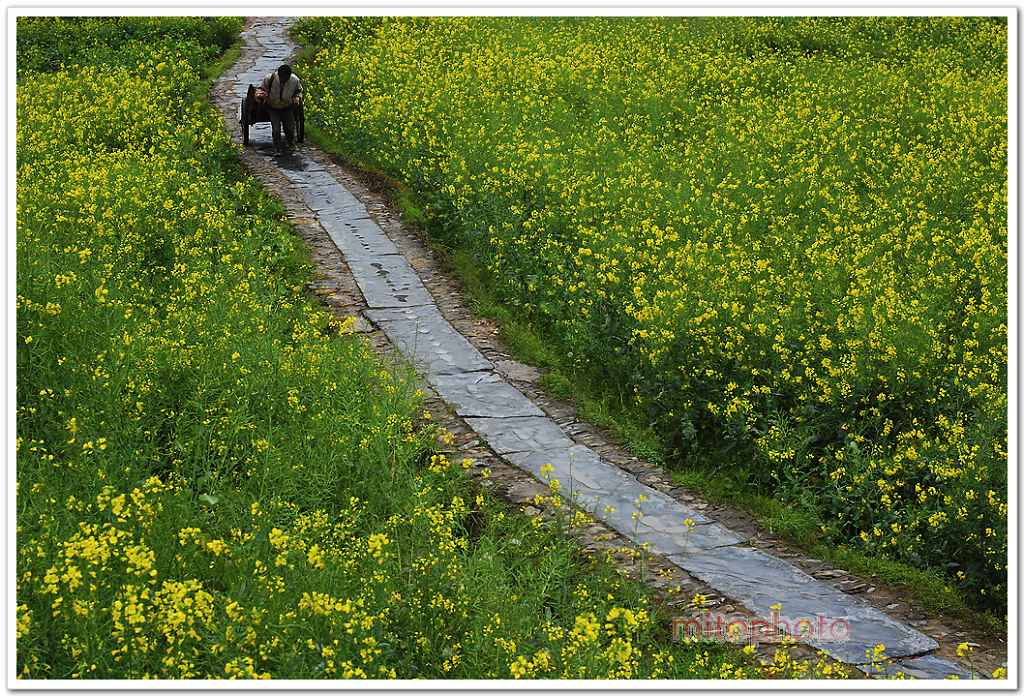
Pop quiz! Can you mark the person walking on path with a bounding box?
[257,64,303,154]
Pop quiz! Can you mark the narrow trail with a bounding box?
[212,17,990,680]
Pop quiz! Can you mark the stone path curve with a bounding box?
[219,17,977,680]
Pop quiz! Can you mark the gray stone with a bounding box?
[315,195,372,216]
[346,256,434,308]
[504,446,744,553]
[297,181,364,212]
[667,545,938,663]
[506,480,549,504]
[506,445,626,494]
[365,305,492,374]
[593,494,744,554]
[495,359,543,383]
[283,169,336,189]
[649,522,744,555]
[639,509,746,550]
[319,215,399,260]
[625,523,729,557]
[347,315,374,333]
[320,202,372,221]
[464,415,574,455]
[428,372,543,418]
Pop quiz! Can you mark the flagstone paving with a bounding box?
[219,17,979,680]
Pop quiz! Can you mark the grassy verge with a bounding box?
[199,37,243,97]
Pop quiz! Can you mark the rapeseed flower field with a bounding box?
[17,17,856,680]
[294,17,1008,612]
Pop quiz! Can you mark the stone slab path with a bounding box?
[219,17,979,680]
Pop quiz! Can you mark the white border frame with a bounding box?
[5,3,1018,693]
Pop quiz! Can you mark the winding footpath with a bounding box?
[215,18,980,680]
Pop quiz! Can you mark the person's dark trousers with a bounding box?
[269,106,296,152]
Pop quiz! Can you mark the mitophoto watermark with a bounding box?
[672,610,851,645]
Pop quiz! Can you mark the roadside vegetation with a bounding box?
[15,16,859,680]
[293,16,1008,617]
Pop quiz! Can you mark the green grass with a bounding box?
[814,547,1003,635]
[199,37,242,95]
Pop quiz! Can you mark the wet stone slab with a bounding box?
[428,372,544,418]
[505,447,744,553]
[667,545,938,664]
[319,215,398,260]
[365,305,492,375]
[464,415,575,455]
[346,256,435,309]
[318,202,372,221]
[506,445,631,494]
[288,170,371,218]
[626,486,716,523]
[282,168,338,189]
[650,525,744,556]
[242,62,287,85]
[630,520,743,557]
[306,190,367,215]
[290,179,365,213]
[594,502,742,556]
